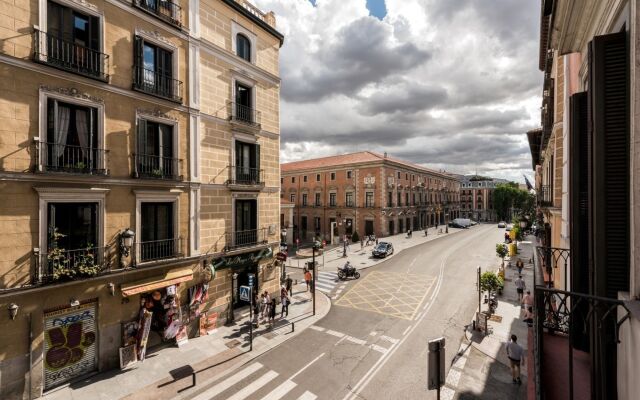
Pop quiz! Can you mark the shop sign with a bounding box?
[43,302,97,390]
[276,252,287,261]
[212,247,273,270]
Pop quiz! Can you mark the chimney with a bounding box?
[384,152,388,158]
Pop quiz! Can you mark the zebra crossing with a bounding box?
[190,362,318,400]
[314,271,347,299]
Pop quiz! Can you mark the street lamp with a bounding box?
[342,218,351,257]
[119,228,135,267]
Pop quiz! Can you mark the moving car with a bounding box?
[372,242,394,258]
[498,221,506,228]
[506,224,513,231]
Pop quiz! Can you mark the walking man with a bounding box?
[285,274,293,297]
[516,258,524,275]
[304,269,312,292]
[522,290,534,324]
[505,334,524,384]
[268,298,276,328]
[281,293,289,318]
[515,275,526,302]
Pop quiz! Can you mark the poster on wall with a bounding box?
[43,301,98,390]
[122,321,138,347]
[119,345,137,370]
[137,310,153,362]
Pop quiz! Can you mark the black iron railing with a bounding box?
[33,29,109,81]
[134,153,182,180]
[35,246,109,283]
[538,185,553,207]
[227,166,263,185]
[132,65,183,103]
[224,228,268,251]
[135,237,182,263]
[535,246,570,290]
[133,0,182,27]
[37,141,108,175]
[229,102,261,126]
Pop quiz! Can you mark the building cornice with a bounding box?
[219,0,284,46]
[0,172,190,188]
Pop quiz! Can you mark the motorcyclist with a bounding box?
[342,261,354,274]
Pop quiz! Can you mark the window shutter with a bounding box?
[134,36,143,86]
[254,143,260,172]
[589,31,629,299]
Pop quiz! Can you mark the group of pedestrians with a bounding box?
[504,257,532,385]
[253,281,293,328]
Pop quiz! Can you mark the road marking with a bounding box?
[423,301,430,310]
[260,379,297,400]
[334,335,348,346]
[342,226,489,400]
[452,355,468,370]
[226,370,278,400]
[346,336,367,345]
[402,326,411,336]
[297,391,318,400]
[326,329,345,338]
[414,312,424,320]
[289,352,325,381]
[192,363,263,400]
[309,325,325,332]
[380,335,399,344]
[441,386,456,400]
[369,331,378,336]
[445,368,461,387]
[368,343,388,354]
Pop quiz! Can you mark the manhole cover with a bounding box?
[225,339,241,348]
[489,315,503,322]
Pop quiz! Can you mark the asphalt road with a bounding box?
[193,224,504,400]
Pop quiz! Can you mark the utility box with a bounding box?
[427,337,446,390]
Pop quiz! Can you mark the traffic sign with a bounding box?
[276,252,287,261]
[247,274,255,287]
[239,285,251,302]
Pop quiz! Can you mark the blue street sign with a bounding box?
[239,285,251,302]
[248,273,255,287]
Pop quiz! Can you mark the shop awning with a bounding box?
[121,267,193,297]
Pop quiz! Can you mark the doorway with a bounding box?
[365,220,374,236]
[389,220,394,235]
[233,263,258,309]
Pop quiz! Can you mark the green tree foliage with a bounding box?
[495,243,508,260]
[351,231,360,243]
[480,271,504,295]
[493,182,536,221]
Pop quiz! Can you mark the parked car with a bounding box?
[498,221,506,228]
[506,224,513,231]
[469,220,479,226]
[448,221,468,229]
[372,242,394,258]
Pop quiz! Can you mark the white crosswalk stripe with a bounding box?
[315,271,340,294]
[260,379,297,400]
[226,370,278,400]
[297,391,318,400]
[192,363,263,400]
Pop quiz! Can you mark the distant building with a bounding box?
[281,152,461,243]
[458,175,510,222]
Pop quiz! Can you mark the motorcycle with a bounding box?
[337,263,360,280]
[484,293,498,314]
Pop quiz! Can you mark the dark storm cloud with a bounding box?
[361,83,448,115]
[281,17,431,103]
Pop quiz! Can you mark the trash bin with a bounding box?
[509,243,517,256]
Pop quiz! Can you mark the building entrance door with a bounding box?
[233,264,258,308]
[365,220,374,236]
[389,220,394,235]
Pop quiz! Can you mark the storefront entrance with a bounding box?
[365,220,374,236]
[233,263,258,309]
[388,220,394,235]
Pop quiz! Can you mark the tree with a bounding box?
[480,271,504,299]
[493,182,535,221]
[496,243,508,267]
[351,231,360,243]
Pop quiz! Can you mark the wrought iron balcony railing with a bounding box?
[538,185,553,207]
[37,141,108,175]
[134,153,182,180]
[133,0,182,28]
[224,228,268,251]
[35,246,110,283]
[33,29,109,81]
[132,65,183,103]
[227,166,263,185]
[135,237,182,263]
[535,246,570,290]
[229,102,261,127]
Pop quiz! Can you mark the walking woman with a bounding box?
[268,298,277,328]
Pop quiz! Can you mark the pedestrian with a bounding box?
[268,298,276,328]
[304,269,312,292]
[375,238,378,245]
[285,274,293,297]
[505,334,524,384]
[516,258,524,275]
[281,293,289,318]
[515,275,526,302]
[253,292,261,326]
[522,290,533,322]
[504,232,509,243]
[260,293,267,320]
[360,238,363,249]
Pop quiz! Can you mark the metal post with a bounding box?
[249,285,253,351]
[477,266,481,330]
[436,344,441,400]
[312,245,316,316]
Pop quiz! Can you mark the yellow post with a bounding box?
[509,243,517,256]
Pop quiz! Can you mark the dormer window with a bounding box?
[236,34,251,62]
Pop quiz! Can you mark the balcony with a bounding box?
[33,29,110,81]
[133,0,182,28]
[134,153,182,180]
[538,185,553,207]
[135,237,182,264]
[229,101,261,129]
[535,246,570,290]
[224,228,268,252]
[34,246,111,284]
[226,166,264,190]
[36,141,108,175]
[132,65,183,103]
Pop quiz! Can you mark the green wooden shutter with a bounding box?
[254,143,260,182]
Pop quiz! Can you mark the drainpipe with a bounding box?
[28,312,32,400]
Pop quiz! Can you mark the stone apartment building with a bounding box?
[459,175,510,222]
[0,0,282,398]
[526,1,640,399]
[280,152,461,243]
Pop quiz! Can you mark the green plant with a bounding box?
[480,271,504,296]
[48,228,101,280]
[151,168,164,177]
[75,161,87,170]
[351,231,360,243]
[496,243,508,260]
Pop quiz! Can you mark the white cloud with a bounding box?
[254,0,541,183]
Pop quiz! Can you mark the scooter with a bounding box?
[337,262,360,280]
[484,293,498,314]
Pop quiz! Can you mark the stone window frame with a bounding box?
[231,191,260,236]
[134,190,181,265]
[330,172,336,181]
[134,28,180,88]
[135,110,180,170]
[38,86,107,173]
[316,174,321,182]
[290,193,295,203]
[231,20,257,65]
[231,73,258,118]
[303,175,308,183]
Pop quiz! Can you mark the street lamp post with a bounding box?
[312,244,317,316]
[281,229,288,282]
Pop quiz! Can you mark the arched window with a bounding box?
[236,34,251,62]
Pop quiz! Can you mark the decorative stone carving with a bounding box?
[40,85,104,104]
[136,108,177,121]
[66,0,99,13]
[135,28,177,49]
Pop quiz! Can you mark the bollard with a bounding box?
[292,322,295,333]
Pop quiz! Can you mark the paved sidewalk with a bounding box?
[442,236,535,399]
[42,283,331,400]
[286,225,466,272]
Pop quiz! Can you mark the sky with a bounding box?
[253,0,541,183]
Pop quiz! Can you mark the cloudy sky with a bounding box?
[253,0,541,183]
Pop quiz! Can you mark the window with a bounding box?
[330,172,336,180]
[233,140,260,184]
[329,193,337,207]
[44,98,102,174]
[388,192,393,207]
[303,175,307,183]
[346,219,353,235]
[412,193,416,206]
[281,177,283,184]
[236,34,251,62]
[234,81,255,124]
[133,36,181,102]
[316,174,321,182]
[346,192,354,207]
[47,202,98,252]
[136,119,177,179]
[412,175,415,181]
[405,173,408,180]
[301,216,307,235]
[365,192,374,207]
[290,194,295,203]
[235,199,258,246]
[291,177,295,183]
[140,202,175,261]
[314,217,321,232]
[346,170,352,179]
[405,193,409,205]
[397,192,401,206]
[134,0,182,27]
[315,192,321,206]
[302,193,308,206]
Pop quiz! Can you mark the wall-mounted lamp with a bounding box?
[107,282,115,296]
[119,228,136,267]
[70,298,80,307]
[7,303,18,320]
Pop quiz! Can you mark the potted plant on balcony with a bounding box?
[151,168,164,178]
[49,228,102,281]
